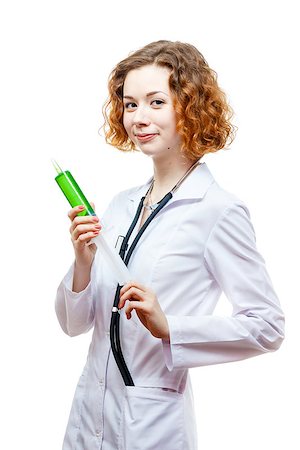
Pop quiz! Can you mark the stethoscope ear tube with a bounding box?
[110,192,173,386]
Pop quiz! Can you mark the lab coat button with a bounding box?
[95,430,102,437]
[105,331,110,337]
[99,378,104,385]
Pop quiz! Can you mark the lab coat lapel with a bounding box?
[127,162,215,213]
[171,162,215,202]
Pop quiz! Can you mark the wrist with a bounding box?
[74,254,95,271]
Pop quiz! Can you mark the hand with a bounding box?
[118,281,170,341]
[68,203,102,267]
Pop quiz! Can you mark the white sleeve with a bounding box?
[54,261,95,337]
[54,194,119,337]
[162,202,285,370]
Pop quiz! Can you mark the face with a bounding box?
[122,64,182,161]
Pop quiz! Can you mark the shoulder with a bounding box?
[206,181,250,220]
[195,163,252,236]
[186,162,251,223]
[202,181,256,251]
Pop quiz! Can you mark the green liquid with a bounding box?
[55,170,95,216]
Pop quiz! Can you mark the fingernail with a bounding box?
[78,205,85,210]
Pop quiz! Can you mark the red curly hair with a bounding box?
[101,40,236,160]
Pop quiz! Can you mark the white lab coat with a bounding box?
[55,162,284,450]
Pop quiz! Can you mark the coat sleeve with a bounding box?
[54,194,118,337]
[162,202,285,370]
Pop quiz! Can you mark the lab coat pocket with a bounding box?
[118,386,184,450]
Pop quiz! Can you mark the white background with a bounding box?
[0,1,299,448]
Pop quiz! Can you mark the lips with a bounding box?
[135,133,158,142]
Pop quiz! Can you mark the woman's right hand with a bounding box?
[68,204,102,268]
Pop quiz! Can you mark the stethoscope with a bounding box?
[109,160,200,386]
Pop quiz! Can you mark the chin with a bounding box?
[136,144,159,155]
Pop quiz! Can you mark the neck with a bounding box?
[150,156,199,202]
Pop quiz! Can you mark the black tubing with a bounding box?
[110,191,173,386]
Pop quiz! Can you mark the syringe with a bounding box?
[52,159,131,285]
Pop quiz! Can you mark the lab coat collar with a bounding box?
[127,162,215,203]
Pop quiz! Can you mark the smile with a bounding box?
[135,134,158,142]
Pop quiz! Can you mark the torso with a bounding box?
[138,207,152,231]
[138,186,168,232]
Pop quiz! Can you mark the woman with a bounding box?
[55,40,284,450]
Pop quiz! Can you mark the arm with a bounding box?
[54,195,118,337]
[162,202,285,370]
[55,260,96,337]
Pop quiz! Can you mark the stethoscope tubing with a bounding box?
[109,160,200,386]
[110,191,173,386]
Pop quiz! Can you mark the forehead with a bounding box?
[123,65,171,96]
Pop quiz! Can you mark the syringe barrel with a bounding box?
[55,170,95,216]
[54,167,131,285]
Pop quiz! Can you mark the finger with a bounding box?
[72,215,100,227]
[73,230,100,246]
[120,281,147,296]
[71,222,101,241]
[118,292,142,310]
[118,287,144,309]
[125,300,145,319]
[68,205,86,221]
[69,216,101,234]
[68,204,99,222]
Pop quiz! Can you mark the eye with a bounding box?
[151,99,165,107]
[124,102,137,110]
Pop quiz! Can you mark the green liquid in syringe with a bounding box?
[52,160,95,216]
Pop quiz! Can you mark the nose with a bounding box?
[132,105,151,127]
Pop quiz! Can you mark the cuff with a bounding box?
[63,261,92,296]
[161,315,182,371]
[56,262,94,336]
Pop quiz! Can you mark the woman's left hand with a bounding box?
[118,281,170,341]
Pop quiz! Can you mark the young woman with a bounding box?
[55,40,284,450]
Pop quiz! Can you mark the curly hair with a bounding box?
[101,40,236,160]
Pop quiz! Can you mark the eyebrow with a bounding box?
[123,91,168,100]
